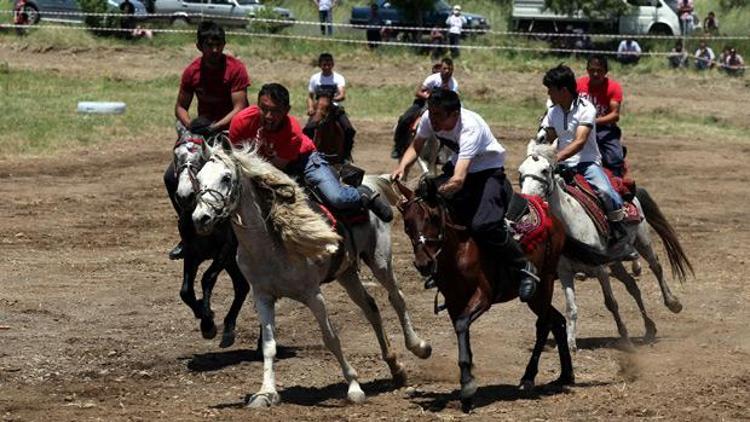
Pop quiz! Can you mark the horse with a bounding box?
[518,139,693,351]
[393,177,574,413]
[307,94,349,166]
[171,126,250,349]
[191,139,431,408]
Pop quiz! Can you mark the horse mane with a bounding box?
[214,145,341,261]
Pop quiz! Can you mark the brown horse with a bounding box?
[307,95,348,165]
[394,178,574,412]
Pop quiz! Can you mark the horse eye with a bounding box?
[222,174,231,184]
[541,169,549,176]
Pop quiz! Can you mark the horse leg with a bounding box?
[520,311,552,391]
[610,261,657,343]
[362,254,432,359]
[636,232,683,313]
[247,293,281,408]
[179,255,202,320]
[558,259,579,352]
[547,306,575,385]
[338,269,407,386]
[306,290,366,404]
[219,258,251,348]
[454,314,477,413]
[594,266,633,350]
[198,260,222,340]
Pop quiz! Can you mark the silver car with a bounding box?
[23,0,148,24]
[155,0,295,29]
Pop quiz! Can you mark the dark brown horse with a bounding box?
[307,95,348,165]
[394,178,574,412]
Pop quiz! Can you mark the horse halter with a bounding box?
[195,157,242,222]
[519,154,555,198]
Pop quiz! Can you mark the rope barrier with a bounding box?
[4,9,750,41]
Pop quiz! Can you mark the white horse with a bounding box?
[191,140,431,407]
[519,140,692,351]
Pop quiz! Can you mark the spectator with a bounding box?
[119,0,136,39]
[678,0,694,36]
[616,38,642,65]
[366,4,382,49]
[668,41,689,69]
[430,25,445,60]
[725,48,745,77]
[718,46,731,72]
[315,0,335,36]
[445,5,467,58]
[694,41,716,71]
[703,11,719,35]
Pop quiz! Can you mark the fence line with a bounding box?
[4,10,750,41]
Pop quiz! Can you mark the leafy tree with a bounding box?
[543,0,627,18]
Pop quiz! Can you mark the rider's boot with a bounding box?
[608,208,638,260]
[478,232,540,302]
[357,185,393,223]
[168,241,185,260]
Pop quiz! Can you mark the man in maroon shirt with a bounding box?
[230,83,393,223]
[576,54,626,177]
[165,21,250,260]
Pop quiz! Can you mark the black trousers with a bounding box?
[448,33,461,57]
[596,125,625,177]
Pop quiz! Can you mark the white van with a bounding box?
[511,0,692,36]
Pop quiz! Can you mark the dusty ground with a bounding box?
[1,48,750,421]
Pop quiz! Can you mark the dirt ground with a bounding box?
[1,48,750,421]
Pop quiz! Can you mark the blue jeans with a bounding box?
[574,161,623,214]
[319,10,333,35]
[301,151,361,210]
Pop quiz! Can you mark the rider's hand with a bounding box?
[390,166,405,182]
[437,178,462,197]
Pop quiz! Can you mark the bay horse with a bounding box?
[172,126,250,348]
[307,94,349,165]
[393,178,574,413]
[191,140,431,408]
[519,139,693,351]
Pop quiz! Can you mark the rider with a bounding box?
[304,53,356,161]
[392,57,459,159]
[541,64,629,243]
[391,89,540,302]
[230,83,393,223]
[164,21,250,260]
[576,54,626,177]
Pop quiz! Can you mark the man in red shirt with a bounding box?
[230,83,393,223]
[165,21,250,260]
[576,54,626,177]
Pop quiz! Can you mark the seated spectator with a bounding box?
[694,41,716,71]
[725,48,745,77]
[718,46,731,72]
[616,38,642,65]
[703,11,719,35]
[668,41,689,69]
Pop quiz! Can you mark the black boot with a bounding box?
[168,241,184,260]
[357,185,393,222]
[481,235,540,302]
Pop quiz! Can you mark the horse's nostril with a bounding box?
[200,214,211,225]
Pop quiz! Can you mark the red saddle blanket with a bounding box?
[563,173,642,238]
[508,194,554,254]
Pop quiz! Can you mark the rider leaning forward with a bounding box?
[229,83,393,223]
[392,89,540,302]
[542,64,630,243]
[164,21,250,260]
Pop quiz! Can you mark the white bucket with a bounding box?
[76,101,127,114]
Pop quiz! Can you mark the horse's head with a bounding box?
[173,132,211,207]
[191,138,240,235]
[518,139,558,198]
[394,177,445,278]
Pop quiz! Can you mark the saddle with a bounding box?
[506,193,554,254]
[561,171,641,239]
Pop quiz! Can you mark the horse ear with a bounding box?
[526,138,537,156]
[551,138,558,153]
[393,178,414,201]
[221,136,233,153]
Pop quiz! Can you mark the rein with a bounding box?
[195,157,243,222]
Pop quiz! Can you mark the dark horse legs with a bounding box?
[454,314,478,413]
[520,305,574,389]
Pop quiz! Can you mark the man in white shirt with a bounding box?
[616,38,642,65]
[541,64,628,238]
[392,89,540,302]
[694,41,716,71]
[304,52,356,160]
[445,5,467,57]
[392,57,458,158]
[314,0,335,36]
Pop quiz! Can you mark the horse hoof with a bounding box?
[412,341,432,360]
[247,392,279,408]
[618,338,636,353]
[391,364,408,388]
[347,388,366,404]
[219,330,236,348]
[568,341,578,353]
[644,327,657,344]
[666,300,683,314]
[631,260,642,277]
[460,380,478,400]
[460,397,474,413]
[519,379,535,392]
[200,320,217,340]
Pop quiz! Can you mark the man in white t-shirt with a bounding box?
[315,0,335,36]
[392,57,458,158]
[445,5,467,57]
[392,89,540,302]
[541,64,628,239]
[616,38,642,65]
[304,52,356,160]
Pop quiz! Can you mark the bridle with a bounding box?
[399,196,448,277]
[195,156,242,222]
[519,153,555,198]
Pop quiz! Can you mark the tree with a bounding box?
[543,0,627,18]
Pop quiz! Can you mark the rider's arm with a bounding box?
[438,158,470,196]
[307,92,316,116]
[175,87,193,129]
[210,90,248,132]
[596,99,620,126]
[392,135,427,180]
[334,85,346,103]
[415,84,430,100]
[556,125,591,162]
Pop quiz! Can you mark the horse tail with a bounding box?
[636,186,694,283]
[363,174,400,206]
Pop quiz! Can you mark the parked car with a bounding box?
[154,0,295,30]
[22,0,148,25]
[350,0,490,38]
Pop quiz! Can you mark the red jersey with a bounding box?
[180,54,250,123]
[229,105,316,162]
[576,76,623,118]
